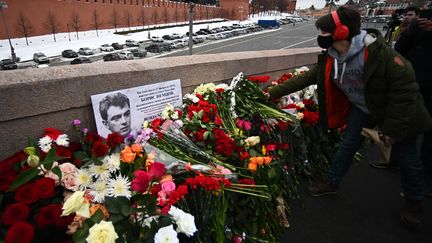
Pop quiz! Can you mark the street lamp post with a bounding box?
[0,2,17,62]
[67,24,71,42]
[188,2,195,55]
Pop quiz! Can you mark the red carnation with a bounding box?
[44,128,63,140]
[195,129,207,142]
[150,183,162,196]
[5,221,35,243]
[34,204,62,228]
[214,116,223,126]
[15,183,38,204]
[239,151,250,161]
[106,133,124,148]
[35,177,55,199]
[56,146,72,159]
[1,203,30,225]
[302,98,315,107]
[151,118,162,130]
[176,184,189,197]
[302,111,319,126]
[91,141,109,157]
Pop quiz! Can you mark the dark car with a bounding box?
[70,57,92,65]
[130,49,147,58]
[162,35,175,40]
[61,49,78,58]
[145,43,171,53]
[111,42,124,50]
[0,59,18,70]
[103,53,121,62]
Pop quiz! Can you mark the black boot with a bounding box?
[400,198,423,227]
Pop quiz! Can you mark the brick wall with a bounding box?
[0,0,226,39]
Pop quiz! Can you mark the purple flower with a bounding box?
[72,119,81,126]
[82,128,89,134]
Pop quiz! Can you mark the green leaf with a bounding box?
[91,209,104,224]
[51,166,62,182]
[73,151,90,161]
[41,147,65,165]
[249,149,258,157]
[72,222,90,243]
[110,214,125,224]
[8,168,39,191]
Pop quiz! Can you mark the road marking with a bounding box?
[280,36,317,49]
[192,23,315,55]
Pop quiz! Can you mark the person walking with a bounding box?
[268,6,432,227]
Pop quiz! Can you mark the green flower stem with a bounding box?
[225,188,270,199]
[230,183,268,188]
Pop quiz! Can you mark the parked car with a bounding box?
[170,42,184,49]
[70,57,92,65]
[33,52,49,64]
[111,42,124,50]
[151,36,164,42]
[125,39,139,47]
[145,42,171,53]
[0,59,17,70]
[162,35,175,40]
[130,49,147,57]
[103,53,121,62]
[171,33,182,39]
[78,47,94,55]
[118,51,134,60]
[61,49,78,58]
[100,44,114,52]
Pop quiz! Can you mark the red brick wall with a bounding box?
[219,0,249,20]
[0,0,229,39]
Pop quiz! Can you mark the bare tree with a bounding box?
[152,9,160,27]
[163,7,169,24]
[183,7,188,23]
[44,11,60,42]
[16,12,32,46]
[138,9,146,29]
[124,10,132,30]
[174,8,179,25]
[70,12,81,39]
[91,9,103,37]
[111,9,120,31]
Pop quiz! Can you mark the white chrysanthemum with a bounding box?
[89,163,110,180]
[154,225,179,243]
[76,169,92,190]
[103,153,121,172]
[89,180,109,203]
[38,136,53,153]
[171,112,179,120]
[55,134,69,147]
[107,175,131,199]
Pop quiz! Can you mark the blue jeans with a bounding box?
[327,107,425,200]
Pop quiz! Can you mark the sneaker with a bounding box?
[368,160,399,170]
[307,179,338,197]
[400,198,423,227]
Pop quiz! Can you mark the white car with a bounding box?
[170,42,184,49]
[118,51,134,60]
[151,36,164,42]
[100,44,114,52]
[78,47,94,55]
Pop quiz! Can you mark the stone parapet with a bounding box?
[0,48,321,159]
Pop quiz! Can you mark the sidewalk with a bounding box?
[280,145,432,243]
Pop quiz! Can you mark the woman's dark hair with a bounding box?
[315,6,361,40]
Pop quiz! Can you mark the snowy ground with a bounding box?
[0,12,294,62]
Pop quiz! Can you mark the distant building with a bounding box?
[0,0,248,39]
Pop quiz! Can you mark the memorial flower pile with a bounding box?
[0,68,346,242]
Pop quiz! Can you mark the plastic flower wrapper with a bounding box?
[148,121,237,171]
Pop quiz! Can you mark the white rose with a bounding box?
[175,213,197,237]
[61,191,90,218]
[154,225,179,243]
[244,136,260,147]
[168,206,184,221]
[86,221,119,243]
